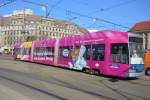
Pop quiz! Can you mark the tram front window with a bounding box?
[129,37,144,64]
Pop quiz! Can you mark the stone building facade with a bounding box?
[0,9,88,53]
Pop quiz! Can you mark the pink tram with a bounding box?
[13,30,145,78]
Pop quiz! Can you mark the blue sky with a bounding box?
[0,0,149,31]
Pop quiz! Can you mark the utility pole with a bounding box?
[23,1,25,42]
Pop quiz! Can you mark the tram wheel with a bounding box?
[84,68,90,73]
[89,69,95,75]
[82,68,86,73]
[94,70,100,75]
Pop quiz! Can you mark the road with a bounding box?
[0,55,150,100]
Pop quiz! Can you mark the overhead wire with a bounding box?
[67,0,137,29]
[57,8,129,29]
[89,0,137,14]
[67,10,130,29]
[0,0,131,30]
[0,0,16,7]
[47,0,63,17]
[71,0,91,6]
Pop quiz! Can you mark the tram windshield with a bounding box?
[129,37,144,64]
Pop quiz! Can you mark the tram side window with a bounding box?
[25,48,30,55]
[29,48,31,55]
[83,45,91,60]
[19,48,22,53]
[33,48,37,56]
[52,47,55,57]
[47,47,51,57]
[14,48,19,53]
[92,44,105,61]
[23,48,27,55]
[26,48,29,55]
[36,48,38,56]
[41,47,45,55]
[60,46,71,59]
[38,47,42,56]
[111,43,129,64]
[37,48,39,55]
[51,48,54,57]
[34,47,42,56]
[45,47,54,57]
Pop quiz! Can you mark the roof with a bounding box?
[59,30,128,46]
[128,20,150,32]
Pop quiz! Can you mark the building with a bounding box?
[0,9,88,53]
[128,20,150,50]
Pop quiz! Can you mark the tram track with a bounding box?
[0,56,150,100]
[0,68,116,100]
[0,68,66,100]
[100,80,150,100]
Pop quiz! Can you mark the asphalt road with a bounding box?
[0,55,150,100]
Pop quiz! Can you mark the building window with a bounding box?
[31,21,34,24]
